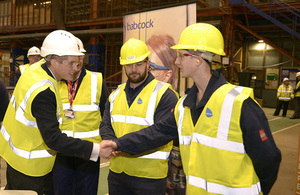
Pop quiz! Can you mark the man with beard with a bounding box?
[100,38,178,195]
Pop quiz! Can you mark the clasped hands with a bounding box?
[99,140,121,158]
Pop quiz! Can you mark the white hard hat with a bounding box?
[76,37,86,53]
[296,72,300,78]
[40,30,84,57]
[27,46,41,57]
[283,77,289,82]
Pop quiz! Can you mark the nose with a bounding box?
[73,62,81,72]
[175,57,181,67]
[132,64,137,71]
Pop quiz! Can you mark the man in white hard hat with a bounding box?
[52,37,109,195]
[0,30,112,195]
[274,77,294,117]
[291,72,300,119]
[15,46,43,84]
[103,23,281,195]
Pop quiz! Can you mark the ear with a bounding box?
[196,57,203,66]
[50,59,58,67]
[164,70,172,83]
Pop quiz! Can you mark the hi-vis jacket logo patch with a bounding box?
[137,98,143,104]
[259,129,268,141]
[206,107,213,118]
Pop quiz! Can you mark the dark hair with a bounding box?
[47,55,68,61]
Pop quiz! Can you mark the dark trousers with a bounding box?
[291,97,300,118]
[274,100,289,116]
[52,154,100,195]
[108,170,167,195]
[5,163,53,195]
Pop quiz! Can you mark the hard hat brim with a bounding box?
[41,47,84,57]
[120,51,150,65]
[171,44,226,56]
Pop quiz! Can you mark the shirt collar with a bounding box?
[125,72,155,92]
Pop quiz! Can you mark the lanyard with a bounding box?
[67,80,79,109]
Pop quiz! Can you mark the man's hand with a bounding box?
[99,140,118,158]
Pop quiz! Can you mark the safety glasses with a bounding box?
[149,62,168,71]
[55,58,79,67]
[177,52,199,59]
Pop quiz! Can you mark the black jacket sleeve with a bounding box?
[99,98,118,141]
[241,98,281,195]
[116,111,178,154]
[154,89,178,123]
[99,80,109,117]
[32,88,94,160]
[0,80,9,122]
[294,83,300,93]
[14,68,21,85]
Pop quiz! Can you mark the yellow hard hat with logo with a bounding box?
[120,38,151,65]
[171,23,226,56]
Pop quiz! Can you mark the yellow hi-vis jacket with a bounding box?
[19,59,46,74]
[109,80,173,179]
[59,70,103,143]
[19,64,30,74]
[0,61,61,177]
[277,84,294,101]
[175,84,262,195]
[295,81,300,98]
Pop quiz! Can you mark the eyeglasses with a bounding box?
[149,62,168,72]
[177,52,199,59]
[125,60,147,68]
[55,58,79,67]
[30,55,41,58]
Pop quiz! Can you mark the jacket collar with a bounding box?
[183,71,227,109]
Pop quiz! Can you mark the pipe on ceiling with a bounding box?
[0,28,123,41]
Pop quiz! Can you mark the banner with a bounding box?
[122,2,197,95]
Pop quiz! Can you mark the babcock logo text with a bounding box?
[127,19,154,31]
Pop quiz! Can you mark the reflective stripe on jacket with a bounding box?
[176,84,262,195]
[295,81,300,97]
[0,61,61,176]
[19,64,30,74]
[277,84,294,101]
[109,80,173,179]
[19,59,46,74]
[59,70,103,143]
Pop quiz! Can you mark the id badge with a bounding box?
[65,109,76,119]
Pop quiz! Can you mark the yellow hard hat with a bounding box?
[171,23,226,56]
[120,38,150,65]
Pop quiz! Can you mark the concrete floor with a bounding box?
[268,111,299,194]
[0,107,299,195]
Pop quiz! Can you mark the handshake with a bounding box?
[98,140,121,158]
